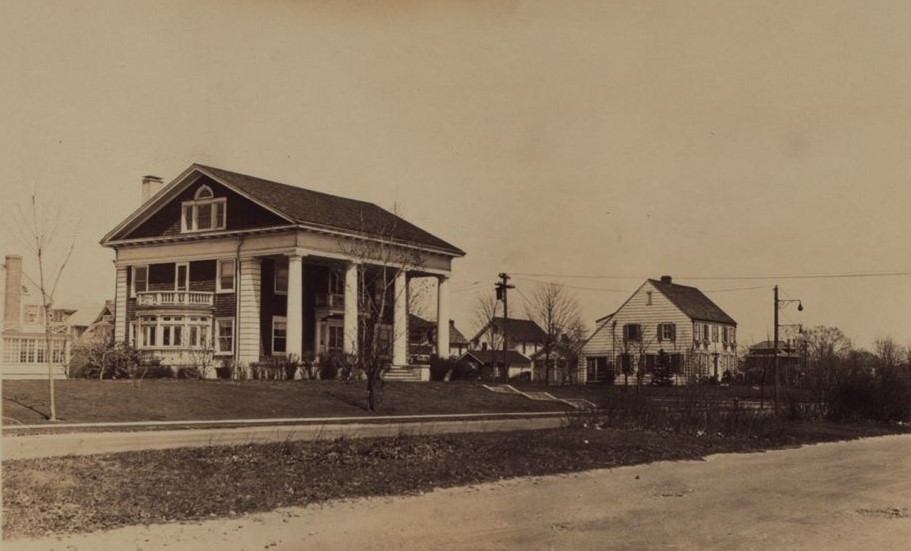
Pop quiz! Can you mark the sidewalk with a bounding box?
[2,412,568,460]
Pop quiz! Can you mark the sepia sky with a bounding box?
[3,0,911,349]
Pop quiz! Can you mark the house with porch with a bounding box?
[2,254,74,379]
[101,164,464,379]
[578,276,737,385]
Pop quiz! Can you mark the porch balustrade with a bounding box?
[136,291,214,308]
[315,293,345,310]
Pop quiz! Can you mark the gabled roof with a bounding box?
[449,320,469,346]
[458,350,532,366]
[471,317,546,343]
[648,279,736,325]
[409,314,471,346]
[103,164,464,256]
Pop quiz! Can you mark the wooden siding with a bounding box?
[126,176,288,239]
[579,281,737,384]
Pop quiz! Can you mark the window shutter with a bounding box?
[657,323,663,342]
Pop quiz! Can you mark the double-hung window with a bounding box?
[272,317,287,354]
[623,323,642,343]
[175,263,189,292]
[274,265,289,295]
[181,185,227,233]
[133,266,148,296]
[657,322,676,342]
[217,259,235,292]
[216,318,234,354]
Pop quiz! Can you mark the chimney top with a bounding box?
[660,275,672,284]
[142,175,163,184]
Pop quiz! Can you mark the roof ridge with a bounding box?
[195,163,377,208]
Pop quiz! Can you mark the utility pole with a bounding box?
[773,285,780,412]
[773,285,803,413]
[495,273,514,382]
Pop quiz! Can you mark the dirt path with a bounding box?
[5,434,910,550]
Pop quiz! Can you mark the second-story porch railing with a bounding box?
[315,293,345,310]
[137,291,214,308]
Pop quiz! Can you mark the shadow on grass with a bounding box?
[3,395,50,421]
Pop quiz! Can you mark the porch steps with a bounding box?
[482,384,596,410]
[384,366,422,382]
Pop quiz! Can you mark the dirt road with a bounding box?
[6,434,910,550]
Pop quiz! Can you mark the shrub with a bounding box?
[176,366,201,380]
[825,366,911,422]
[138,359,173,379]
[430,357,462,381]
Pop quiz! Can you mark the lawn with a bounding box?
[3,421,906,539]
[2,380,568,425]
[519,382,811,405]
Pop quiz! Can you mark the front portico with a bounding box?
[103,164,464,376]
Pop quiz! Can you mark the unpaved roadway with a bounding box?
[5,434,910,550]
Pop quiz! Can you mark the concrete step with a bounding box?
[384,368,422,382]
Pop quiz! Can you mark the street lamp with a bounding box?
[773,285,803,411]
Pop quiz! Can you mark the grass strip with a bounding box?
[3,421,906,539]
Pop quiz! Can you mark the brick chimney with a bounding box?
[660,275,672,284]
[141,175,164,204]
[3,254,23,331]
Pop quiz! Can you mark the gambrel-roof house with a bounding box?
[578,276,737,385]
[101,164,464,378]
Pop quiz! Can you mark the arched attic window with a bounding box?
[181,184,226,233]
[194,185,214,200]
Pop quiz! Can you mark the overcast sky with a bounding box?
[3,0,911,349]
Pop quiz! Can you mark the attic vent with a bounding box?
[660,275,672,284]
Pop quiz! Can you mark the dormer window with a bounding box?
[181,185,226,233]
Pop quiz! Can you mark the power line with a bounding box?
[511,270,911,282]
[512,276,631,293]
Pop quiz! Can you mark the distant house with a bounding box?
[471,317,546,357]
[408,314,470,362]
[70,300,115,344]
[457,349,533,379]
[100,165,464,377]
[578,276,738,385]
[743,339,802,383]
[2,254,75,379]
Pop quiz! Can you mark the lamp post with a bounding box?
[773,285,803,411]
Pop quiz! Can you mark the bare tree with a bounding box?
[802,325,852,396]
[525,282,585,384]
[338,212,425,411]
[472,289,501,350]
[9,193,77,421]
[873,336,902,371]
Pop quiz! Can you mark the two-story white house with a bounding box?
[2,254,74,379]
[578,276,738,385]
[100,164,464,379]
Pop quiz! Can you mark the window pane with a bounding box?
[219,260,234,290]
[197,203,212,229]
[183,205,193,230]
[135,267,148,292]
[275,266,289,293]
[176,265,188,291]
[215,201,225,228]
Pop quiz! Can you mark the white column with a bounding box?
[343,262,359,355]
[237,258,262,365]
[313,317,322,356]
[287,254,304,359]
[114,265,128,343]
[393,270,408,366]
[436,275,450,358]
